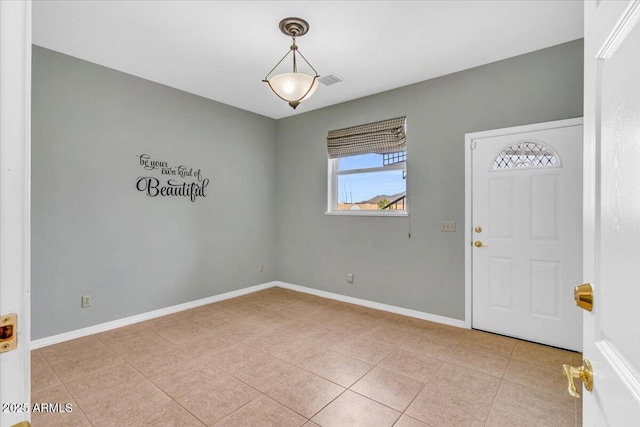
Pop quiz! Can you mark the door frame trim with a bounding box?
[463,117,583,328]
[0,1,32,425]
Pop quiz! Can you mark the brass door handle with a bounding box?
[474,241,487,248]
[562,360,593,398]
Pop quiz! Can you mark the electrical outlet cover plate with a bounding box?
[81,295,91,308]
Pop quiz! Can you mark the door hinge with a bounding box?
[470,140,477,149]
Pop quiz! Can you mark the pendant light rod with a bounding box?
[294,48,318,76]
[262,47,294,81]
[262,40,318,81]
[292,38,297,73]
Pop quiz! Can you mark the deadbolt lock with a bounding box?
[474,226,482,233]
[574,283,593,312]
[0,313,17,353]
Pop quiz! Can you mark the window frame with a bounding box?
[326,154,408,217]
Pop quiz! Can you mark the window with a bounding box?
[492,141,560,170]
[326,117,407,215]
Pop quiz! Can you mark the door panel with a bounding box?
[583,0,640,424]
[488,257,514,309]
[530,174,558,241]
[488,177,514,238]
[530,260,560,318]
[472,123,583,351]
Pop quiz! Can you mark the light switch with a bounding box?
[440,221,456,232]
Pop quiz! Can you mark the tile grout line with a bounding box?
[138,358,214,426]
[397,360,449,425]
[33,350,96,426]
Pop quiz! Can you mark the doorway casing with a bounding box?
[0,1,32,426]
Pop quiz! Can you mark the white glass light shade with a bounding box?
[268,72,318,104]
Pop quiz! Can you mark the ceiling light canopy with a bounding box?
[263,17,319,109]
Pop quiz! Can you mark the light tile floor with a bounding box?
[31,288,582,426]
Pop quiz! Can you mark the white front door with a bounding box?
[470,119,583,351]
[0,1,32,426]
[582,0,640,424]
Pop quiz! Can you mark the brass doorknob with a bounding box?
[562,360,593,398]
[474,241,487,248]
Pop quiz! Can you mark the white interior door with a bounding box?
[0,1,32,426]
[582,0,640,424]
[470,119,583,351]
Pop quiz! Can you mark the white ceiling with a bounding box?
[33,1,584,119]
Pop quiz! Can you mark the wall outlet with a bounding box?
[347,273,354,283]
[259,264,264,272]
[81,295,92,308]
[440,221,456,232]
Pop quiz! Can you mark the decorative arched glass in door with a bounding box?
[492,141,561,170]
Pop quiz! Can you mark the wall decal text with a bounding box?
[136,154,209,202]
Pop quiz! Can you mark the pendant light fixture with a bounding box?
[263,17,319,109]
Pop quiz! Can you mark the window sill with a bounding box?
[324,211,408,217]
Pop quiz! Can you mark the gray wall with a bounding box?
[32,47,277,339]
[274,39,584,320]
[32,40,583,340]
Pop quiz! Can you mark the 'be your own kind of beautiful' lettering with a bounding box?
[135,153,209,202]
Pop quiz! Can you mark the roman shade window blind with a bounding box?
[326,116,407,159]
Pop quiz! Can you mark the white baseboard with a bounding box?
[32,280,466,350]
[30,282,278,350]
[274,281,467,329]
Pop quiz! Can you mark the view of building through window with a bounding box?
[335,152,406,211]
